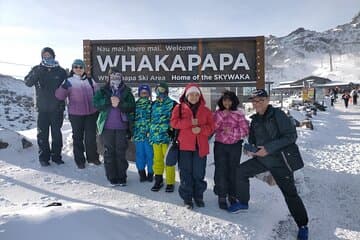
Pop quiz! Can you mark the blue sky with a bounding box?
[0,0,359,78]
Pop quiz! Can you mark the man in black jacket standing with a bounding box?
[229,89,309,240]
[25,47,67,166]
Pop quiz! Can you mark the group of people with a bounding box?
[25,47,309,240]
[329,87,359,108]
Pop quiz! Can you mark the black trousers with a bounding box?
[102,129,129,182]
[353,95,358,105]
[69,113,99,167]
[37,111,64,163]
[178,150,207,201]
[236,157,308,227]
[213,140,243,198]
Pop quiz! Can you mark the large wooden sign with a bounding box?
[84,37,264,88]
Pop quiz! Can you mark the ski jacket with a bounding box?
[149,96,176,144]
[170,83,214,158]
[92,84,135,135]
[24,64,67,112]
[249,105,297,167]
[55,75,98,115]
[213,109,249,144]
[133,97,152,141]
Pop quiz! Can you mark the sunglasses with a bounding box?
[73,65,84,69]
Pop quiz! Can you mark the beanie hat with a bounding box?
[157,81,169,93]
[138,84,151,96]
[109,67,123,81]
[185,86,201,97]
[41,47,55,59]
[72,59,85,69]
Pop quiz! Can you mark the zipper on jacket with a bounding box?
[281,151,293,172]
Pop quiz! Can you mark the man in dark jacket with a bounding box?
[25,47,67,166]
[229,89,309,240]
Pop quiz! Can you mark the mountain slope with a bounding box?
[265,11,360,85]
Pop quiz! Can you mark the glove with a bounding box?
[61,80,72,89]
[167,128,175,139]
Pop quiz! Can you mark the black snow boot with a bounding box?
[151,175,164,192]
[138,170,147,182]
[218,197,228,210]
[184,200,194,210]
[147,172,154,182]
[165,184,174,193]
[194,198,205,207]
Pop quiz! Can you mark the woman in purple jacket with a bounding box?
[55,59,100,169]
[213,91,249,210]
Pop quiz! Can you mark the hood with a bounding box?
[179,83,206,105]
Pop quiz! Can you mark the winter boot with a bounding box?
[138,170,147,182]
[184,200,194,210]
[297,226,308,240]
[228,202,249,213]
[39,160,50,167]
[118,178,127,187]
[228,196,237,205]
[77,163,85,169]
[90,159,101,165]
[218,197,228,210]
[147,172,154,182]
[52,159,65,165]
[151,175,164,192]
[165,184,175,193]
[194,198,205,207]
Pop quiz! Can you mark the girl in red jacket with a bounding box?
[170,83,214,209]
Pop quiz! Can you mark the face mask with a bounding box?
[110,79,122,90]
[156,88,167,98]
[42,56,56,66]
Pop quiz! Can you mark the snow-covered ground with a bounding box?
[1,97,359,239]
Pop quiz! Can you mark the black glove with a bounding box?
[61,79,72,89]
[167,128,175,140]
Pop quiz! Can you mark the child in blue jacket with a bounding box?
[134,84,154,182]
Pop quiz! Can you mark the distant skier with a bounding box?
[24,47,67,167]
[350,88,358,105]
[342,91,351,108]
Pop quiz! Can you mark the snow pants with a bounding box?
[69,113,99,167]
[178,150,207,202]
[37,111,64,163]
[213,140,243,198]
[353,95,358,105]
[102,129,129,183]
[152,143,175,184]
[235,157,308,228]
[135,140,153,174]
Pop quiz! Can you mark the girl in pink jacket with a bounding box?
[213,91,249,210]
